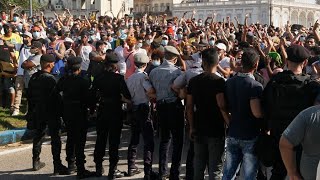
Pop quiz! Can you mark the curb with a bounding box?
[0,128,33,146]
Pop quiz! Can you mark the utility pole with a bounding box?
[29,0,33,17]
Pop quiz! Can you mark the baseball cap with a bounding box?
[23,32,32,38]
[215,43,227,51]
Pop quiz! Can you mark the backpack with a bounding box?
[263,71,313,132]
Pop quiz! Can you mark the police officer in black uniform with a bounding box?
[92,53,131,179]
[56,57,95,179]
[28,54,68,175]
[263,45,320,179]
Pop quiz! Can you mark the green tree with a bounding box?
[0,0,43,12]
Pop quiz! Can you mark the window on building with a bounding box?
[161,3,164,11]
[154,4,158,12]
[72,0,76,9]
[145,4,148,12]
[166,3,170,11]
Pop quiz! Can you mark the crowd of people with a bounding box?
[0,5,320,180]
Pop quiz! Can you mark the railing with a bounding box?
[174,0,269,7]
[174,0,320,9]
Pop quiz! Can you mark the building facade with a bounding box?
[133,0,183,17]
[172,0,320,28]
[38,0,133,18]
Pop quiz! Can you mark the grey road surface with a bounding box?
[0,126,192,180]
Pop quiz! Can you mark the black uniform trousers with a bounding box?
[127,103,154,175]
[32,112,62,165]
[94,107,123,174]
[156,100,184,178]
[64,103,88,170]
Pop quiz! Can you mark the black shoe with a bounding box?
[53,163,69,175]
[95,164,104,177]
[169,174,180,180]
[127,167,141,176]
[32,161,45,171]
[160,174,169,180]
[67,162,77,175]
[108,169,125,179]
[77,170,96,179]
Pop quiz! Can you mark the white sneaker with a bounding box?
[11,110,20,116]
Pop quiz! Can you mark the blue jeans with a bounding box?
[194,136,224,180]
[222,137,258,180]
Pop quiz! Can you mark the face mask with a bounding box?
[146,40,152,45]
[92,28,96,31]
[209,40,215,46]
[152,60,160,66]
[161,40,168,46]
[198,23,202,26]
[13,16,19,22]
[33,32,40,39]
[30,48,38,54]
[137,43,143,48]
[177,34,183,40]
[17,24,23,32]
[69,21,74,26]
[1,15,6,20]
[90,35,96,41]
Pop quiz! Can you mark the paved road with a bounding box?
[0,126,192,180]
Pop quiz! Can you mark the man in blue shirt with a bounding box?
[223,48,264,180]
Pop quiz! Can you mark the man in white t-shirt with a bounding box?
[216,43,231,78]
[12,32,32,116]
[76,31,94,76]
[114,39,126,75]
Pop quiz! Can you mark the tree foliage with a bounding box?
[0,0,43,12]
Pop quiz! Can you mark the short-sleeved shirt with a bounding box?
[187,72,226,137]
[24,54,42,88]
[80,45,93,71]
[126,70,153,105]
[2,33,22,59]
[282,105,320,180]
[149,60,182,102]
[15,44,32,76]
[219,57,231,69]
[124,47,137,79]
[173,67,203,88]
[226,74,263,140]
[114,46,126,75]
